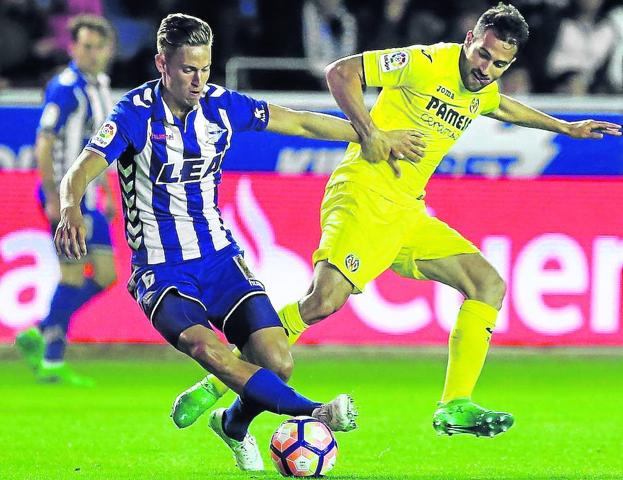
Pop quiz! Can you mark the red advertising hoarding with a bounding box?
[1,171,622,345]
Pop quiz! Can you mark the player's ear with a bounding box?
[155,53,166,74]
[465,30,474,47]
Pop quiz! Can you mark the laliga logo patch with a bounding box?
[381,51,409,72]
[93,121,117,148]
[345,253,360,273]
[469,97,480,115]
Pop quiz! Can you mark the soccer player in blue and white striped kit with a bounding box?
[15,15,117,386]
[53,13,421,471]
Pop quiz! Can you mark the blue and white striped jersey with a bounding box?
[85,80,270,266]
[39,61,113,208]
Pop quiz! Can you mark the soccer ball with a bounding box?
[270,416,338,477]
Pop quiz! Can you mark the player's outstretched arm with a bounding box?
[486,95,622,138]
[266,104,425,177]
[266,103,359,142]
[55,150,109,260]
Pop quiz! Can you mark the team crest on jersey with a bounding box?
[469,97,480,114]
[345,253,360,273]
[381,51,409,72]
[93,121,117,147]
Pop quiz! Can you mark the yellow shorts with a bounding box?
[312,182,479,292]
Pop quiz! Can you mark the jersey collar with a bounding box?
[152,80,199,125]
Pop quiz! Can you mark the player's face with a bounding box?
[460,29,517,92]
[71,28,113,76]
[156,45,212,113]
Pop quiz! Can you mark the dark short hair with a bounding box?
[69,14,115,42]
[474,2,529,50]
[157,13,213,56]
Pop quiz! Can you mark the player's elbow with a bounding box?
[325,60,349,89]
[325,56,361,89]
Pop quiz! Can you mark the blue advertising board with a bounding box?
[0,105,621,176]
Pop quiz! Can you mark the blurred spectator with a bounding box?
[447,1,490,43]
[302,0,357,83]
[34,0,103,64]
[500,65,533,94]
[545,0,618,94]
[362,0,445,50]
[0,0,621,93]
[0,0,47,88]
[604,5,623,92]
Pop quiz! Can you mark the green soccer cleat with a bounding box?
[36,362,95,387]
[432,398,514,437]
[15,327,44,371]
[171,377,223,428]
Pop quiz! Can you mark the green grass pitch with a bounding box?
[2,346,622,479]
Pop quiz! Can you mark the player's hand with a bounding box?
[361,128,426,178]
[564,120,622,139]
[54,206,87,260]
[384,129,426,177]
[45,195,61,223]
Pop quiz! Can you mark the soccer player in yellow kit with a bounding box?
[171,3,621,437]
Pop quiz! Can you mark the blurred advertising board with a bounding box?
[0,105,621,176]
[1,172,622,345]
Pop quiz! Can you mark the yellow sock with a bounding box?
[205,302,308,395]
[441,299,498,404]
[277,301,308,345]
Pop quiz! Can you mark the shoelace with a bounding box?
[234,435,259,461]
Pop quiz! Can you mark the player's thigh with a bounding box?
[391,209,479,281]
[127,262,207,345]
[313,182,406,293]
[151,290,213,348]
[414,253,505,308]
[222,293,284,354]
[88,248,117,287]
[58,260,86,286]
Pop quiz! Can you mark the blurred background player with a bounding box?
[50,13,426,470]
[14,14,117,386]
[172,2,621,437]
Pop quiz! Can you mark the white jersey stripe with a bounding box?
[133,119,166,264]
[164,123,201,260]
[195,109,230,251]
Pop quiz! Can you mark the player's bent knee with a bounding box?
[302,290,347,324]
[263,350,293,381]
[472,270,506,309]
[179,336,237,377]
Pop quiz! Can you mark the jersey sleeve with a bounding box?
[479,85,502,115]
[38,82,79,135]
[218,87,270,132]
[363,45,435,89]
[85,99,142,165]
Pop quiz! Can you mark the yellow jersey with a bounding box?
[328,43,501,205]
